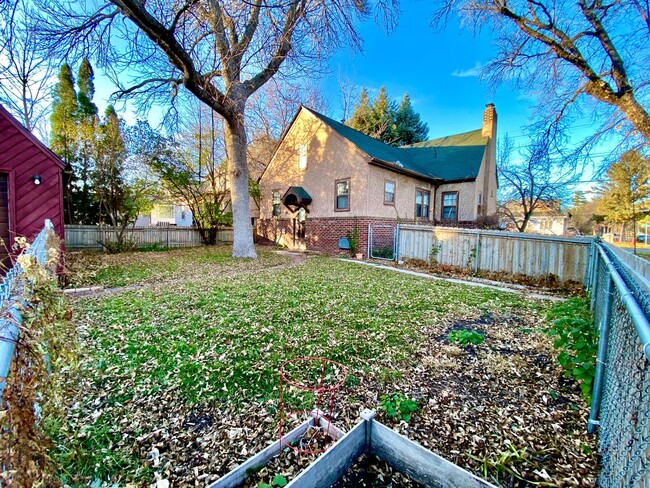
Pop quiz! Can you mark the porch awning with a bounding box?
[282,186,312,213]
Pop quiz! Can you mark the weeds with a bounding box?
[379,392,419,422]
[546,297,597,403]
[448,329,485,346]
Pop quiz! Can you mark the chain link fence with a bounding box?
[587,241,650,487]
[368,224,396,260]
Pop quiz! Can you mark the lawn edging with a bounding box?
[341,259,567,301]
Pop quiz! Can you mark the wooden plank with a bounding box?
[286,418,366,488]
[369,421,494,488]
[208,417,315,488]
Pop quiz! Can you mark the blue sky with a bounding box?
[92,1,533,138]
[90,0,604,194]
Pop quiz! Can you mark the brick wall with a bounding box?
[258,216,409,257]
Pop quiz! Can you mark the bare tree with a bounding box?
[338,70,359,122]
[36,0,396,257]
[0,0,56,138]
[434,0,650,147]
[498,134,578,232]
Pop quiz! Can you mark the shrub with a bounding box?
[379,392,419,422]
[547,297,597,403]
[372,246,394,259]
[448,329,485,346]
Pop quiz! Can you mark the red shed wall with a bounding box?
[0,108,64,243]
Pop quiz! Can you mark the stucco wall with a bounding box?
[434,181,477,222]
[259,108,370,220]
[365,164,436,221]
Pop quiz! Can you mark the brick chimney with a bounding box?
[481,103,497,217]
[482,103,497,138]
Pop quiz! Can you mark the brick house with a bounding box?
[257,104,498,256]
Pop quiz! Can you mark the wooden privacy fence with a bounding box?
[65,225,234,250]
[397,224,592,284]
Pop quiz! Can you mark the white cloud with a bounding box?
[451,62,483,78]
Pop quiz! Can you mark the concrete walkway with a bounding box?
[341,259,567,302]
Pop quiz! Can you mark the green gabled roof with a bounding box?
[304,107,488,182]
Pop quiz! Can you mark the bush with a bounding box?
[379,392,419,422]
[372,246,394,259]
[448,329,485,346]
[547,297,597,403]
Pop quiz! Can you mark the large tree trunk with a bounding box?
[223,106,257,258]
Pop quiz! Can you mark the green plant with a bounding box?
[469,441,552,486]
[138,243,170,252]
[346,224,359,255]
[379,392,419,422]
[546,297,597,403]
[258,474,287,488]
[448,329,485,346]
[372,246,394,259]
[429,242,442,263]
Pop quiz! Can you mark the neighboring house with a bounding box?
[135,204,193,227]
[257,104,498,256]
[503,200,570,236]
[0,105,65,258]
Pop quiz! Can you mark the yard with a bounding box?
[52,246,597,486]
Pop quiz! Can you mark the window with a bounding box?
[384,180,395,205]
[272,190,281,217]
[415,189,430,219]
[442,192,458,221]
[299,144,307,169]
[335,179,350,211]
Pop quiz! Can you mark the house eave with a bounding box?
[368,158,443,185]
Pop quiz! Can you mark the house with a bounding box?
[135,203,193,227]
[502,200,570,236]
[256,104,498,256]
[0,105,65,257]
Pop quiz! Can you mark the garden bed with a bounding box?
[49,253,597,486]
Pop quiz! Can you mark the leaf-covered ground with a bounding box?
[52,250,597,487]
[64,246,292,288]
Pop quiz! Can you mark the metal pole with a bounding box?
[588,271,614,433]
[475,232,481,274]
[598,244,650,360]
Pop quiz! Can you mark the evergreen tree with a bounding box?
[571,191,587,209]
[394,94,428,146]
[369,86,396,142]
[94,105,126,227]
[346,87,428,146]
[77,58,99,223]
[347,88,373,135]
[50,63,78,224]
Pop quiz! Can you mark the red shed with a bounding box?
[0,105,65,251]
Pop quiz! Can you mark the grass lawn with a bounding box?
[51,248,597,486]
[64,245,292,288]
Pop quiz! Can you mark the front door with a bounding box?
[292,208,306,250]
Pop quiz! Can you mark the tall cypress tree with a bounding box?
[77,58,99,223]
[50,63,78,224]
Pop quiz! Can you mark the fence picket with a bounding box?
[64,225,234,250]
[398,224,591,283]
